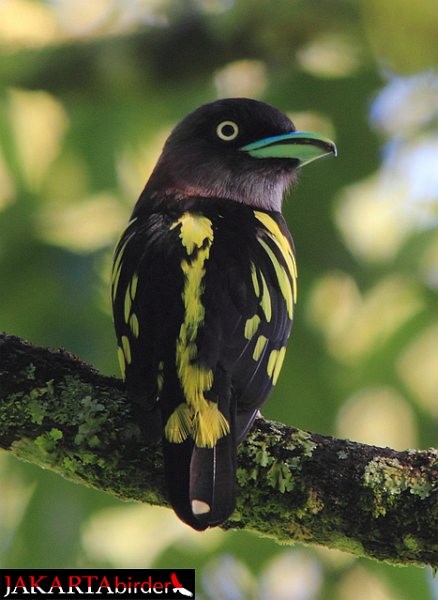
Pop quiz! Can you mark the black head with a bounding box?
[145,98,336,211]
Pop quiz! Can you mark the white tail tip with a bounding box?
[192,500,211,515]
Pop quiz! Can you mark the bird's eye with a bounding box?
[216,120,239,141]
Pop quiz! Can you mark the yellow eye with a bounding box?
[216,120,239,141]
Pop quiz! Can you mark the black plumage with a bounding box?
[111,98,336,530]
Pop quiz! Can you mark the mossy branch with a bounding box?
[0,333,436,567]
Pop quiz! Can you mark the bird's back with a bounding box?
[112,193,296,528]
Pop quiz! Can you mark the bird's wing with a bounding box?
[199,207,296,443]
[111,212,185,436]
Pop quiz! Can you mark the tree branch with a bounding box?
[0,333,436,567]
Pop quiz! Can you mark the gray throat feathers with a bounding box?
[155,172,294,212]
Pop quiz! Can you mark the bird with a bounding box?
[111,97,336,530]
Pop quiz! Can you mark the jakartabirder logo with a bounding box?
[0,570,195,599]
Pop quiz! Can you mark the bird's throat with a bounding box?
[148,173,295,212]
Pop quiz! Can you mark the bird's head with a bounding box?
[146,98,336,211]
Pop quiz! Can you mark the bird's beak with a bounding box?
[240,131,337,167]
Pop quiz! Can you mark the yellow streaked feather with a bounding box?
[165,403,192,443]
[273,346,286,384]
[250,262,260,297]
[173,212,213,255]
[194,401,230,448]
[253,335,268,361]
[165,400,230,448]
[180,247,210,327]
[129,312,139,338]
[254,211,295,268]
[124,287,132,323]
[267,346,287,384]
[254,211,298,303]
[129,272,139,300]
[111,228,136,302]
[111,263,122,302]
[258,237,293,319]
[259,270,272,322]
[112,246,125,285]
[176,359,214,411]
[267,348,278,379]
[112,229,135,280]
[175,214,215,416]
[171,212,231,447]
[244,314,261,340]
[117,346,126,379]
[121,335,131,365]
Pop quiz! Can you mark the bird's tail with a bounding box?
[163,430,236,531]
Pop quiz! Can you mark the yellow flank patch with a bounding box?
[244,314,261,340]
[259,271,272,322]
[117,346,126,379]
[253,335,268,361]
[121,334,131,365]
[258,238,293,319]
[254,211,298,303]
[129,313,139,338]
[267,346,287,385]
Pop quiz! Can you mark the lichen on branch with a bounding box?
[0,333,437,567]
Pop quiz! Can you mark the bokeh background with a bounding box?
[0,0,437,598]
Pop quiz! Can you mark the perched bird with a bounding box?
[111,98,336,530]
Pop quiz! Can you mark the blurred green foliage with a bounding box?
[0,0,437,598]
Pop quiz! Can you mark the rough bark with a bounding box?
[0,333,436,567]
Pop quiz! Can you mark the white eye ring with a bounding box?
[216,120,239,141]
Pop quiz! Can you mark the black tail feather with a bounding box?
[189,434,236,528]
[163,433,236,531]
[163,439,203,530]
